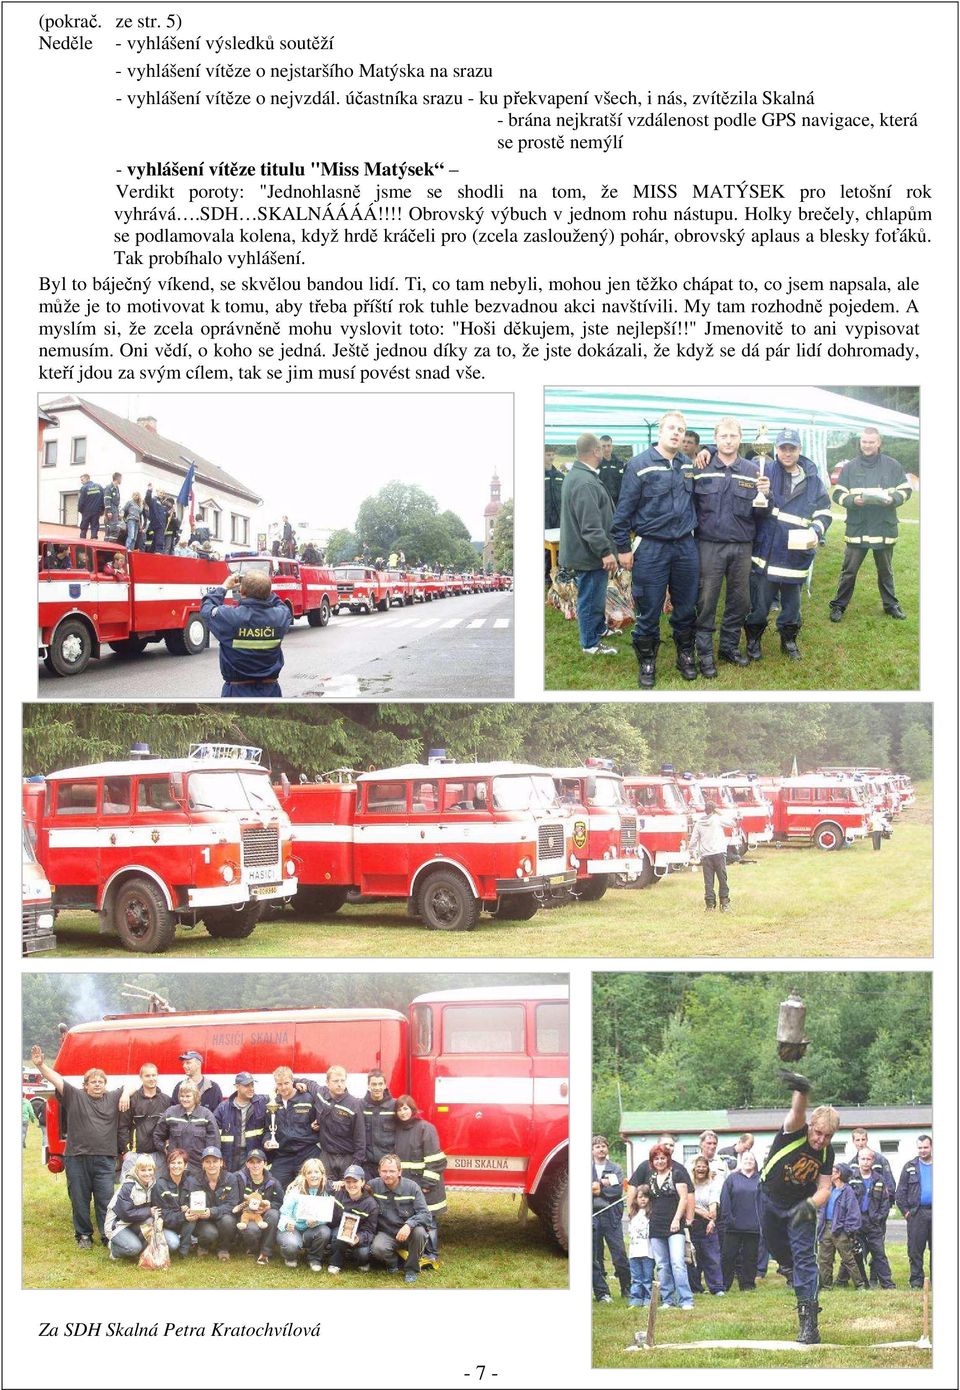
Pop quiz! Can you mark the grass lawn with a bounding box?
[45,796,930,959]
[592,1246,931,1370]
[21,1130,565,1290]
[545,495,919,692]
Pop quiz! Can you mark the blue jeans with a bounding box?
[628,1254,655,1306]
[109,1225,182,1259]
[574,568,608,650]
[277,1224,332,1264]
[650,1233,694,1307]
[125,518,140,550]
[65,1154,116,1241]
[631,535,699,643]
[747,575,802,631]
[760,1189,818,1301]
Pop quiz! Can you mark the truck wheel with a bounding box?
[112,878,176,953]
[203,902,262,939]
[814,821,844,851]
[540,1168,569,1252]
[497,894,539,921]
[108,636,148,658]
[572,876,608,903]
[164,612,208,656]
[417,870,480,931]
[307,598,330,627]
[49,618,93,676]
[376,596,389,612]
[635,853,656,888]
[295,886,348,916]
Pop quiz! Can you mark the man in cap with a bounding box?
[201,569,293,698]
[214,1072,269,1173]
[190,1146,241,1259]
[829,427,911,622]
[172,1051,222,1112]
[744,428,833,662]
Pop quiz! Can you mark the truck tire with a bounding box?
[307,598,330,628]
[164,612,208,656]
[203,902,261,938]
[376,596,389,612]
[48,618,94,676]
[635,852,656,888]
[572,875,609,903]
[108,636,148,658]
[417,870,480,931]
[539,1167,569,1252]
[813,821,844,851]
[112,877,176,953]
[295,885,348,916]
[497,894,539,921]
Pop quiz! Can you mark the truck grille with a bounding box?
[620,813,637,849]
[241,825,280,867]
[22,903,56,954]
[537,823,565,862]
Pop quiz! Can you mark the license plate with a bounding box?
[549,874,567,885]
[251,883,280,898]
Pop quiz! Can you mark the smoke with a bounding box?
[66,975,115,1025]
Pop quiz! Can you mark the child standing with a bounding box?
[627,1185,655,1308]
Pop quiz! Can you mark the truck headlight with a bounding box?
[285,858,296,876]
[38,912,54,931]
[522,857,532,874]
[570,854,580,870]
[220,864,236,884]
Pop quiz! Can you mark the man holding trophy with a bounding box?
[264,1067,323,1192]
[759,992,839,1346]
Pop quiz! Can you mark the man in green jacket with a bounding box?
[559,433,619,656]
[828,427,912,621]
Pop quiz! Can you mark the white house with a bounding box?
[38,396,262,548]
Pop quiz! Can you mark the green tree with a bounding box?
[355,483,439,556]
[899,724,932,779]
[492,498,514,573]
[324,528,358,564]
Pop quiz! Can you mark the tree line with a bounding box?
[323,482,484,571]
[592,972,931,1149]
[23,701,932,783]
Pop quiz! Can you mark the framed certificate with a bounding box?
[337,1211,361,1244]
[189,1190,207,1212]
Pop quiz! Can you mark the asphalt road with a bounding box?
[38,590,515,700]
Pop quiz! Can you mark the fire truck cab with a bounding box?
[225,554,337,627]
[675,776,746,861]
[769,775,871,850]
[331,565,391,614]
[275,763,577,931]
[41,983,569,1250]
[716,774,775,847]
[23,744,297,952]
[39,537,227,677]
[22,817,56,956]
[552,763,641,900]
[621,776,692,885]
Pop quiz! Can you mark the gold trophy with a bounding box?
[752,423,772,509]
[264,1098,280,1150]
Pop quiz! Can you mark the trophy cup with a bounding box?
[264,1098,280,1150]
[752,423,772,509]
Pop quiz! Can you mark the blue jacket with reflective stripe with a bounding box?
[752,455,832,584]
[693,452,761,544]
[214,1092,270,1168]
[201,587,292,682]
[611,447,696,547]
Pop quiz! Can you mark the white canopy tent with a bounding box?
[544,386,919,471]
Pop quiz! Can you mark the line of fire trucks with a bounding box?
[38,538,513,677]
[22,745,915,954]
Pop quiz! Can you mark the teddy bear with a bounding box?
[235,1190,271,1231]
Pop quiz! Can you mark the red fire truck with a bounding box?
[697,777,766,852]
[331,565,393,613]
[275,763,578,930]
[766,775,871,850]
[40,983,570,1249]
[23,744,297,952]
[225,554,338,627]
[675,776,746,860]
[715,774,775,847]
[39,537,228,676]
[552,764,642,900]
[621,775,692,885]
[22,818,56,956]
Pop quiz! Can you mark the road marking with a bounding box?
[392,618,420,627]
[494,618,510,628]
[467,619,486,629]
[440,619,462,628]
[416,618,440,628]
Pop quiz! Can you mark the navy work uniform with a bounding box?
[610,446,699,684]
[201,585,292,698]
[895,1153,932,1288]
[829,452,911,619]
[844,1166,895,1287]
[77,481,104,539]
[692,453,760,674]
[592,1157,630,1300]
[759,1124,834,1338]
[313,1086,367,1180]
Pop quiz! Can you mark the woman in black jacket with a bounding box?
[718,1151,762,1291]
[157,1149,200,1258]
[328,1165,380,1274]
[394,1095,447,1267]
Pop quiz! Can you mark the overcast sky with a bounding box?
[43,393,513,537]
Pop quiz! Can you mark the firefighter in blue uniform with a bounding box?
[77,474,104,539]
[611,411,699,689]
[201,569,292,698]
[759,1071,838,1344]
[846,1149,896,1288]
[744,429,833,662]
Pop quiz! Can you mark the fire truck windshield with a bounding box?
[492,774,558,812]
[661,784,685,812]
[186,771,280,814]
[591,776,625,807]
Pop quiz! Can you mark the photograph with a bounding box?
[23,700,931,958]
[544,386,919,692]
[591,971,932,1369]
[37,392,514,700]
[21,971,569,1289]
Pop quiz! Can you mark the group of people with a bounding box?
[77,472,213,557]
[593,1080,932,1345]
[550,413,911,684]
[29,1044,447,1285]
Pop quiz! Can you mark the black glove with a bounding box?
[788,1199,818,1228]
[778,1068,811,1094]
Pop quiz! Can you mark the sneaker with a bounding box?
[600,627,621,639]
[327,1265,342,1275]
[256,1254,270,1267]
[719,901,730,913]
[582,644,618,655]
[403,1271,419,1285]
[309,1261,323,1273]
[77,1236,93,1250]
[597,1295,613,1304]
[284,1259,299,1269]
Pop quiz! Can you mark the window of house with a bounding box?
[442,1004,525,1054]
[880,1140,900,1154]
[43,440,58,467]
[231,513,249,546]
[71,437,87,466]
[197,500,221,539]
